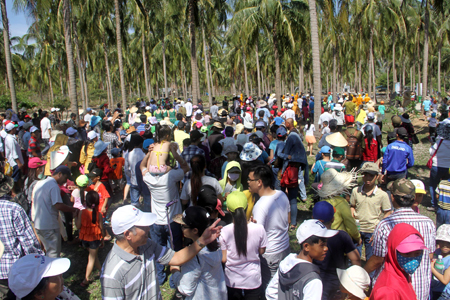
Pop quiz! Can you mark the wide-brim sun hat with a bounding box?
[94,140,110,157]
[240,142,262,161]
[325,132,348,147]
[316,168,358,198]
[50,146,71,170]
[336,266,370,300]
[90,116,101,128]
[129,106,138,113]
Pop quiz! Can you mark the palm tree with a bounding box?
[1,0,17,111]
[114,0,127,108]
[308,0,322,129]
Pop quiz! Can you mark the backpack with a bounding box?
[346,129,362,160]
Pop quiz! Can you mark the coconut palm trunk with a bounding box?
[422,2,429,99]
[162,39,168,98]
[308,0,322,131]
[47,68,54,104]
[1,0,17,112]
[273,20,282,107]
[114,0,127,109]
[332,47,336,101]
[103,40,114,106]
[63,0,78,119]
[256,44,261,98]
[142,35,150,101]
[202,27,212,106]
[189,0,199,104]
[243,52,249,98]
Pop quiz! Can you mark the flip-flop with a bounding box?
[80,281,90,287]
[104,236,112,241]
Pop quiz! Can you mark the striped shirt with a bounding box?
[372,207,436,300]
[437,180,450,210]
[101,239,175,300]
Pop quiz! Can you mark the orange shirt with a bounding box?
[79,209,102,242]
[110,157,125,180]
[86,183,110,217]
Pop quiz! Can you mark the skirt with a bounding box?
[305,135,316,144]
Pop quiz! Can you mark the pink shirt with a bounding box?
[219,222,267,289]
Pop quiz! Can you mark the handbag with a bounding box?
[427,139,443,169]
[280,164,299,188]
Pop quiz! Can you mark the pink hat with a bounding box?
[246,107,251,111]
[28,157,47,169]
[396,234,427,253]
[196,122,203,129]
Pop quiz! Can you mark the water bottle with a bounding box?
[434,255,445,280]
[355,220,361,231]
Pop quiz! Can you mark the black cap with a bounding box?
[397,127,408,138]
[197,185,218,208]
[53,165,74,181]
[228,166,241,173]
[87,168,103,178]
[190,130,204,141]
[178,121,186,129]
[174,206,210,232]
[249,133,261,144]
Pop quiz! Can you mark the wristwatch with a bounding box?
[196,239,205,248]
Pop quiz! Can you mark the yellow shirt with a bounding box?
[144,112,152,119]
[79,143,95,174]
[324,197,360,242]
[355,109,366,124]
[174,130,190,152]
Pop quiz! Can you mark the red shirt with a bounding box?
[362,138,378,162]
[92,152,113,181]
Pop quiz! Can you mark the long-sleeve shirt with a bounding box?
[382,140,414,174]
[325,197,360,242]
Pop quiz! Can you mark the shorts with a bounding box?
[81,240,101,249]
[430,127,437,135]
[148,164,168,174]
[305,135,316,144]
[125,173,131,185]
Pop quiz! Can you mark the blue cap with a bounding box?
[320,146,331,154]
[143,139,154,150]
[111,148,121,157]
[276,126,287,137]
[86,107,92,112]
[65,127,77,136]
[432,112,436,118]
[312,201,335,223]
[53,165,74,181]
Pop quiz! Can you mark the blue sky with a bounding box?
[2,0,30,38]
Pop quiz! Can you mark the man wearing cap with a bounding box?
[40,111,51,154]
[208,121,224,148]
[312,201,361,299]
[365,178,435,300]
[33,166,79,258]
[256,104,270,125]
[381,127,414,183]
[4,122,24,182]
[101,207,222,299]
[350,162,391,263]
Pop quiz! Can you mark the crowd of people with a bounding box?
[0,91,449,300]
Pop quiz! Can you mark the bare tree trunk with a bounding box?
[256,44,261,98]
[1,0,17,111]
[142,34,151,101]
[438,42,441,93]
[354,62,358,91]
[273,20,282,107]
[392,37,397,84]
[72,19,86,110]
[309,0,322,131]
[358,60,362,93]
[58,62,64,96]
[387,66,390,94]
[422,2,430,98]
[189,0,199,104]
[63,0,78,118]
[82,57,89,106]
[103,40,114,107]
[162,39,168,98]
[202,27,212,106]
[114,0,127,109]
[332,47,336,102]
[48,68,54,104]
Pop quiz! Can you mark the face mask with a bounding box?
[38,172,45,180]
[228,173,240,181]
[397,252,423,274]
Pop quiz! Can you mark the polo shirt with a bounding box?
[350,185,391,233]
[33,177,63,230]
[101,239,175,300]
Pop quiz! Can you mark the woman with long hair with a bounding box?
[79,132,98,174]
[304,119,316,156]
[172,206,227,299]
[180,154,224,206]
[219,191,267,299]
[362,125,378,163]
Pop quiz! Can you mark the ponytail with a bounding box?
[366,131,374,149]
[86,191,100,225]
[232,207,248,257]
[190,155,206,205]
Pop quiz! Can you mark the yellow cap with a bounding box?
[226,191,248,212]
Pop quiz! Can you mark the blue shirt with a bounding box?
[273,117,284,126]
[423,100,431,111]
[136,124,146,133]
[378,105,386,115]
[269,140,279,153]
[255,108,270,124]
[382,140,414,174]
[431,249,450,294]
[257,151,269,163]
[309,101,315,112]
[312,160,328,182]
[22,132,31,149]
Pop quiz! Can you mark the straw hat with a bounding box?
[325,132,348,147]
[160,117,173,127]
[130,106,138,113]
[316,168,357,199]
[235,123,244,135]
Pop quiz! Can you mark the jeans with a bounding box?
[298,167,307,200]
[430,166,450,208]
[41,138,50,156]
[437,208,450,229]
[129,185,141,207]
[11,165,21,182]
[260,247,290,294]
[287,187,299,226]
[273,168,281,190]
[357,232,373,261]
[150,223,183,285]
[385,171,407,184]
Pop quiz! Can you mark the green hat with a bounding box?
[387,178,415,197]
[76,175,89,187]
[360,162,379,174]
[122,122,130,130]
[0,173,13,197]
[226,191,248,213]
[333,147,345,156]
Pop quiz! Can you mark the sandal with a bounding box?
[289,225,296,231]
[80,280,90,287]
[104,235,112,241]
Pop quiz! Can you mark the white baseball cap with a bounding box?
[410,179,426,194]
[112,205,157,234]
[146,106,151,111]
[30,126,39,133]
[337,266,370,299]
[51,107,56,112]
[87,131,97,140]
[296,219,338,244]
[5,123,15,131]
[8,254,70,298]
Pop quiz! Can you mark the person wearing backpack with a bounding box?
[343,120,364,170]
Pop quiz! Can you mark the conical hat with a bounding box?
[326,132,348,147]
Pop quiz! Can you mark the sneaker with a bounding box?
[426,207,437,212]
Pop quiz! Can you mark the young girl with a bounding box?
[172,206,227,299]
[362,125,378,163]
[147,124,174,174]
[431,224,450,300]
[219,191,267,299]
[75,191,104,287]
[71,175,88,210]
[304,119,316,156]
[86,168,111,240]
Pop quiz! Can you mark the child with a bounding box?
[429,112,438,143]
[147,124,173,174]
[86,168,111,240]
[75,191,105,287]
[410,179,426,213]
[321,120,330,138]
[109,148,125,192]
[265,219,338,300]
[361,125,378,163]
[71,175,89,210]
[304,119,316,156]
[431,224,450,300]
[311,146,332,182]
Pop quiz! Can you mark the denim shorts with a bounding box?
[81,240,101,249]
[125,173,131,185]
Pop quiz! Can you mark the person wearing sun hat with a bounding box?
[409,179,426,214]
[101,205,223,300]
[8,254,78,299]
[219,191,268,299]
[337,266,370,300]
[266,219,338,300]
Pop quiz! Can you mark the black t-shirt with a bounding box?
[222,100,228,109]
[313,230,356,276]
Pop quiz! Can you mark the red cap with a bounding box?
[24,115,30,118]
[272,105,278,109]
[270,110,275,114]
[277,112,282,116]
[281,108,286,112]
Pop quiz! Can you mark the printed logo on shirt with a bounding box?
[391,145,406,151]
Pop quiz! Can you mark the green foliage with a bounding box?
[376,72,393,88]
[53,97,70,110]
[89,89,108,101]
[0,91,38,110]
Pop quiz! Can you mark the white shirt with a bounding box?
[40,117,51,139]
[321,126,330,135]
[252,190,290,255]
[84,113,92,123]
[281,109,296,120]
[266,254,322,300]
[430,137,450,168]
[318,112,332,127]
[428,117,438,127]
[143,168,184,225]
[185,102,193,117]
[127,148,145,186]
[304,124,316,136]
[33,177,63,230]
[180,176,223,202]
[5,134,23,167]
